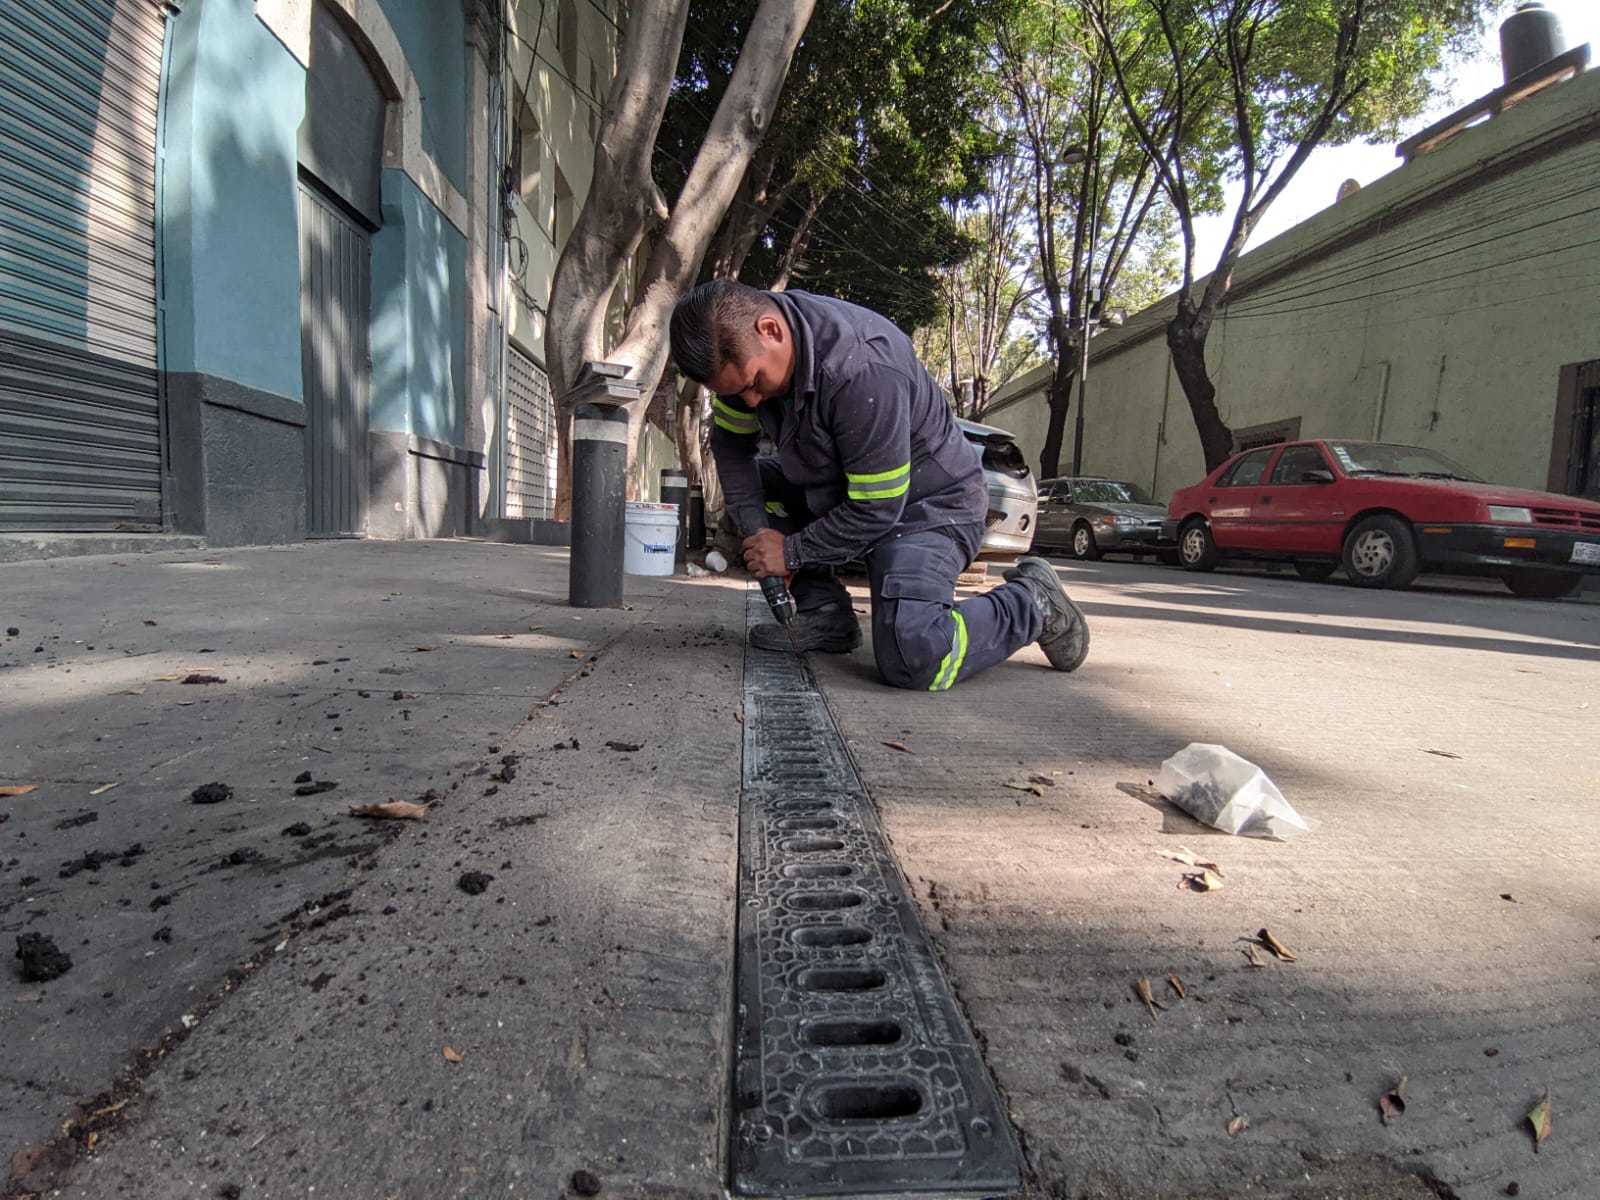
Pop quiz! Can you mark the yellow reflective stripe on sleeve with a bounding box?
[929,610,968,691]
[845,461,910,501]
[712,398,759,435]
[764,501,789,517]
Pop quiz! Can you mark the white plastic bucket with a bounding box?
[624,501,679,576]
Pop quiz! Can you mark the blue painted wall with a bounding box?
[378,0,467,193]
[161,0,305,402]
[161,0,468,441]
[370,171,467,445]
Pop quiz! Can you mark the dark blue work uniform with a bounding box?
[709,291,1044,690]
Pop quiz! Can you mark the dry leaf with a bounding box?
[1134,977,1163,1020]
[528,625,542,632]
[569,650,584,659]
[1167,973,1187,1000]
[88,782,120,796]
[1258,929,1297,961]
[119,688,146,696]
[0,785,38,797]
[1227,1115,1249,1137]
[15,993,41,1003]
[734,708,745,724]
[1180,869,1225,892]
[1157,845,1222,874]
[1004,779,1045,796]
[415,645,438,652]
[1027,773,1058,787]
[1528,1089,1551,1150]
[495,634,514,639]
[348,800,434,821]
[442,1045,463,1063]
[1421,748,1462,759]
[881,740,912,753]
[1378,1076,1407,1124]
[175,700,195,707]
[152,674,184,682]
[1244,943,1267,968]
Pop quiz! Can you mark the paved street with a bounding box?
[3,544,1597,1198]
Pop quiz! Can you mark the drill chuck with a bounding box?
[759,575,796,626]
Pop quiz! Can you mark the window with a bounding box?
[552,163,574,246]
[1217,446,1276,488]
[1268,444,1331,485]
[514,97,541,211]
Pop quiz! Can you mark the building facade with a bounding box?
[988,61,1600,504]
[1,0,671,553]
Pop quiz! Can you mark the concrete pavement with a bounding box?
[3,543,1598,1198]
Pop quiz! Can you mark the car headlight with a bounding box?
[1113,515,1141,527]
[1487,505,1532,523]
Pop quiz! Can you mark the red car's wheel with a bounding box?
[1178,519,1219,572]
[1341,514,1419,589]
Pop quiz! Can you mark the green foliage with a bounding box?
[658,0,1009,328]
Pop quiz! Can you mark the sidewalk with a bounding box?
[5,545,1598,1199]
[3,540,748,1197]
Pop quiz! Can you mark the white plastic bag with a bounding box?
[1155,743,1312,839]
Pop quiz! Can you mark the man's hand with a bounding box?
[741,528,788,579]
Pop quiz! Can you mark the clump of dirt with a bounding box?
[180,673,226,685]
[16,932,73,982]
[190,782,232,804]
[491,813,548,830]
[59,844,145,878]
[570,1169,602,1196]
[294,780,338,796]
[54,810,99,829]
[282,822,313,837]
[457,871,494,896]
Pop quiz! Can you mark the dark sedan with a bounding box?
[1035,476,1174,561]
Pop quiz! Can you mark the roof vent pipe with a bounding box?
[1500,1,1566,84]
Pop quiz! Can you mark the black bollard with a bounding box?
[660,469,688,567]
[569,402,629,607]
[686,484,706,550]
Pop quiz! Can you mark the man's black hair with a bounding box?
[669,279,778,385]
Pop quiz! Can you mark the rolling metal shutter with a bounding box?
[505,345,557,519]
[0,0,166,531]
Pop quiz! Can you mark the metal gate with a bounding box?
[1568,360,1600,500]
[298,182,371,537]
[505,344,557,519]
[0,0,167,531]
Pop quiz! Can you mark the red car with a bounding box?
[1163,439,1600,598]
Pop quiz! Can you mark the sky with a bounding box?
[1190,1,1599,267]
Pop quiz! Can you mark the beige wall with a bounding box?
[988,69,1600,501]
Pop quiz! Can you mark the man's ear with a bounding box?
[754,311,787,347]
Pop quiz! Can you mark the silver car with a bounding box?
[956,418,1037,559]
[1035,475,1174,561]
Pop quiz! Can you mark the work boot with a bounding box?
[748,602,862,653]
[1002,557,1090,671]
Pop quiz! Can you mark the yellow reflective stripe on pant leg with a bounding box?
[929,610,968,691]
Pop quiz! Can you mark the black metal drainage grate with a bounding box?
[731,591,1023,1198]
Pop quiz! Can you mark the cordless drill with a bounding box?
[758,574,802,655]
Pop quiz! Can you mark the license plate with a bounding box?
[1573,542,1600,565]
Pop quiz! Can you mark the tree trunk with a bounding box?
[544,0,814,518]
[674,376,704,484]
[1166,311,1234,471]
[768,190,823,292]
[1038,356,1078,480]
